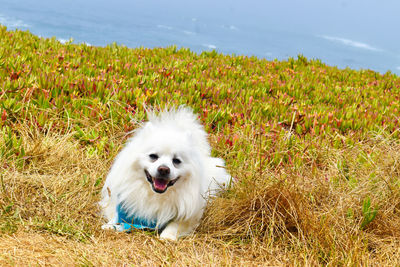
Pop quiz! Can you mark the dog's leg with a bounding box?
[101,223,125,232]
[160,220,199,241]
[160,221,179,240]
[101,212,126,232]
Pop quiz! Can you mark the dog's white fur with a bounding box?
[99,107,231,240]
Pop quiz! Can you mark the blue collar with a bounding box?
[117,203,159,232]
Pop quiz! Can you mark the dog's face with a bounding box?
[136,127,194,194]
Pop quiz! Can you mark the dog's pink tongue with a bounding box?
[154,179,168,191]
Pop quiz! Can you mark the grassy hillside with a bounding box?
[0,26,399,265]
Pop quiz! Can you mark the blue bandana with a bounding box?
[116,203,158,232]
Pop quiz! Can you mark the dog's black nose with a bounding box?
[157,165,170,176]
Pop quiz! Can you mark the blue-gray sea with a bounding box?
[1,0,399,75]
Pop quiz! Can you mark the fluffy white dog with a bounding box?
[99,107,231,240]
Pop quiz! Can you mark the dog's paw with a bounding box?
[101,223,124,232]
[160,230,178,241]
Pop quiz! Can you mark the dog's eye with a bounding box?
[149,154,159,161]
[172,158,181,165]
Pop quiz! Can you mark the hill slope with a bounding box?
[0,26,399,265]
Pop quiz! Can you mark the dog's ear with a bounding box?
[131,121,155,145]
[144,121,155,131]
[184,130,193,142]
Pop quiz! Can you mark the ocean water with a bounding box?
[1,0,399,75]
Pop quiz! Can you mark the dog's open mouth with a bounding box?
[145,170,180,193]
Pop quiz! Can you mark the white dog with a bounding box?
[99,107,231,240]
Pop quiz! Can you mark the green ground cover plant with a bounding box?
[0,26,399,265]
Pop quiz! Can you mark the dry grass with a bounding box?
[204,131,400,266]
[1,125,399,266]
